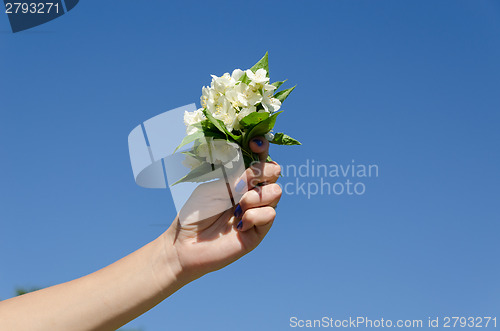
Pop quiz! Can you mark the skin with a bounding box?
[0,137,282,331]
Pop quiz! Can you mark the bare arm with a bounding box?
[0,233,183,331]
[0,137,281,331]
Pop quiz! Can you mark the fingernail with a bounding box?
[234,205,242,218]
[235,179,246,193]
[237,220,243,230]
[252,138,263,147]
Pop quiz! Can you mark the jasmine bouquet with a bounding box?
[174,53,300,184]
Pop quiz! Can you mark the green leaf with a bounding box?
[202,109,242,143]
[171,162,220,186]
[243,154,254,168]
[270,132,302,146]
[202,109,226,135]
[274,85,296,103]
[199,119,216,131]
[174,130,204,153]
[243,111,282,149]
[239,72,251,85]
[181,150,200,158]
[250,52,269,76]
[271,79,287,90]
[239,112,270,129]
[199,120,227,139]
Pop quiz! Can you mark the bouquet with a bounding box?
[173,52,300,184]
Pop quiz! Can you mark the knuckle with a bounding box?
[266,206,277,220]
[268,183,282,199]
[272,163,282,177]
[249,177,260,188]
[250,162,264,176]
[238,195,250,211]
[239,190,258,210]
[242,208,257,222]
[265,163,281,179]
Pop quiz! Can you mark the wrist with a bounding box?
[150,229,188,298]
[157,223,210,287]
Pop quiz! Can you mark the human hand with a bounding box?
[161,136,282,282]
[0,139,280,331]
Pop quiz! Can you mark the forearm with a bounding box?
[0,232,185,331]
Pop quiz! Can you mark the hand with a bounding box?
[0,138,282,331]
[162,137,282,281]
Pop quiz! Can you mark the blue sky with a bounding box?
[1,1,499,330]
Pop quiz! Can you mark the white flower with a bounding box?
[212,142,240,169]
[246,68,269,86]
[263,83,277,92]
[245,86,263,106]
[210,72,236,94]
[225,82,250,108]
[232,105,257,131]
[184,109,205,135]
[237,106,256,121]
[261,89,281,113]
[229,83,262,106]
[231,69,245,81]
[196,140,240,169]
[195,67,281,136]
[182,154,203,170]
[265,132,275,141]
[201,86,217,111]
[212,96,238,132]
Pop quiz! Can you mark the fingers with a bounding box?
[235,162,281,192]
[233,135,279,191]
[238,206,276,232]
[234,135,281,233]
[238,184,282,210]
[248,136,269,162]
[235,183,282,232]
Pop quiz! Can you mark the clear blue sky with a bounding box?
[1,1,499,330]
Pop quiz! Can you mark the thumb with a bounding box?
[248,136,269,162]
